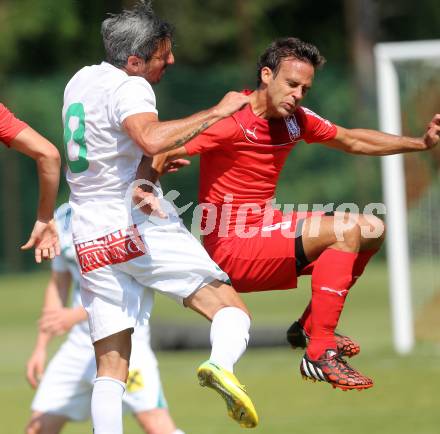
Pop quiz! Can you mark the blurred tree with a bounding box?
[0,0,125,79]
[343,0,380,205]
[0,0,80,76]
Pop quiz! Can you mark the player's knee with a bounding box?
[185,280,250,320]
[99,351,127,371]
[333,218,361,251]
[94,330,131,379]
[359,214,386,248]
[96,351,129,380]
[344,223,361,251]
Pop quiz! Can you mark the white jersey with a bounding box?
[62,61,158,243]
[52,203,150,346]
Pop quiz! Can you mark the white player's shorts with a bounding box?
[76,220,228,342]
[31,331,166,420]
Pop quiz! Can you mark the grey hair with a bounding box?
[101,0,173,68]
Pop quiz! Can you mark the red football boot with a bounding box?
[287,321,360,358]
[300,350,373,391]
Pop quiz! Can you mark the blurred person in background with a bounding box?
[0,103,60,263]
[62,1,258,432]
[25,203,185,434]
[144,37,440,391]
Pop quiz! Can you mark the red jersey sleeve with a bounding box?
[184,116,239,156]
[0,103,28,146]
[298,107,337,143]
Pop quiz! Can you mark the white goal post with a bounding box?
[374,40,440,354]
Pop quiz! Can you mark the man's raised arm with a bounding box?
[123,91,248,157]
[323,114,440,156]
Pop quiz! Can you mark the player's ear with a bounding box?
[125,56,143,75]
[260,66,273,86]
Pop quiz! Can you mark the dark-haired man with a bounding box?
[63,2,258,433]
[147,37,440,391]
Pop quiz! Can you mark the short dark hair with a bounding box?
[256,37,325,86]
[101,0,174,68]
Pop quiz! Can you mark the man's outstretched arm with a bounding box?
[323,113,440,155]
[123,91,248,157]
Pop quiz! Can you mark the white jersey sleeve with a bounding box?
[110,79,158,129]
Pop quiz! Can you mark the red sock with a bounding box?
[298,250,377,335]
[307,249,359,360]
[298,249,379,355]
[298,302,312,336]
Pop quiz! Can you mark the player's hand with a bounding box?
[152,151,190,176]
[21,219,60,263]
[26,348,47,389]
[423,114,440,149]
[163,157,191,174]
[39,308,77,336]
[215,91,250,118]
[133,187,167,218]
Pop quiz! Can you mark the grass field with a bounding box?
[1,261,439,434]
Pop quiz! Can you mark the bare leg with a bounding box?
[94,328,132,381]
[25,412,68,434]
[184,279,250,320]
[135,408,178,434]
[301,212,385,261]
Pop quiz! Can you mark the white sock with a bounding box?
[173,430,185,434]
[209,307,250,372]
[91,376,126,434]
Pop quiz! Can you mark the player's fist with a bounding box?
[423,114,440,149]
[215,91,250,118]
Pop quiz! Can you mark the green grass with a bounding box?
[1,261,439,433]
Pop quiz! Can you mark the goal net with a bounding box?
[375,40,440,354]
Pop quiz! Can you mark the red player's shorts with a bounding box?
[203,210,319,293]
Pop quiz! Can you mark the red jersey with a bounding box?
[0,103,28,146]
[185,101,337,236]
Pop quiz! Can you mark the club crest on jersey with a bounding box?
[284,115,300,141]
